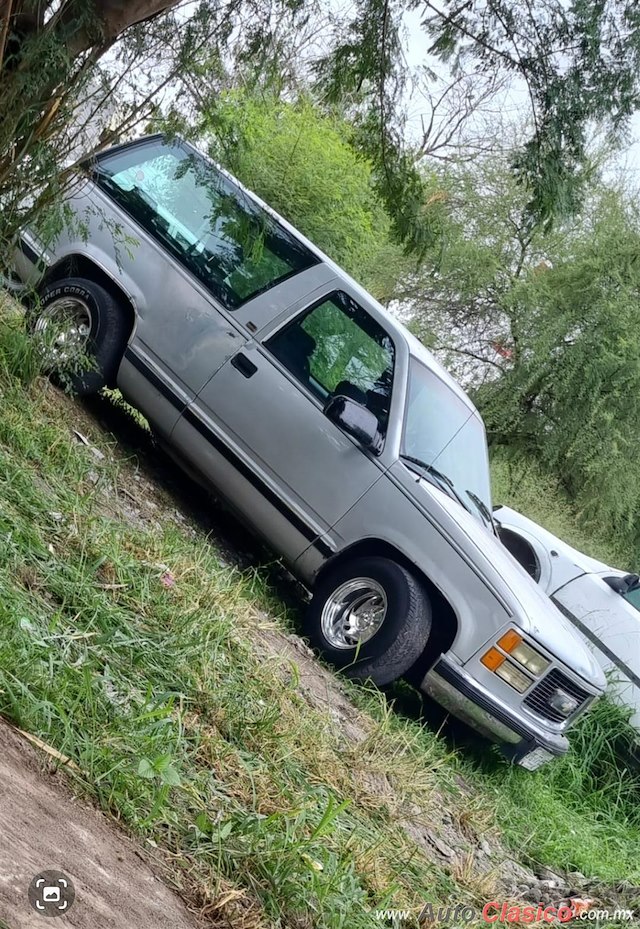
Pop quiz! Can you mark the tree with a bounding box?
[0,1,178,65]
[199,93,416,299]
[320,0,640,236]
[477,186,640,549]
[404,152,640,553]
[0,1,307,268]
[402,150,574,383]
[8,1,635,273]
[0,2,179,217]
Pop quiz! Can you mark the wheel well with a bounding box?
[497,527,541,582]
[43,255,136,343]
[315,539,459,675]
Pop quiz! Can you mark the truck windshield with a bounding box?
[402,359,492,520]
[92,138,318,310]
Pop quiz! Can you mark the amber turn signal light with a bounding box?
[481,647,506,671]
[497,629,522,653]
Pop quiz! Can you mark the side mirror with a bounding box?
[324,395,381,453]
[604,573,640,595]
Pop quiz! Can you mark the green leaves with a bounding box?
[137,754,182,787]
[192,813,234,842]
[403,147,640,565]
[478,184,640,563]
[314,0,442,258]
[202,92,413,296]
[136,758,156,779]
[318,0,640,232]
[424,0,640,227]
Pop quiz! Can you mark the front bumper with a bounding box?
[421,654,570,767]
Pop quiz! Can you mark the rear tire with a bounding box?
[303,556,432,686]
[28,277,129,395]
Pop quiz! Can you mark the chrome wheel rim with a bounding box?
[321,577,388,650]
[34,296,92,364]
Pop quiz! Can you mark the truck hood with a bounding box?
[420,480,605,689]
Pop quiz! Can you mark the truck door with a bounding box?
[172,288,396,563]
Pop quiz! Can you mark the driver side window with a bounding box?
[265,291,395,434]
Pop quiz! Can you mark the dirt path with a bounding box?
[0,721,201,929]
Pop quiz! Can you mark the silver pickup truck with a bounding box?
[11,134,606,769]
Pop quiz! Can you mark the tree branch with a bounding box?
[0,0,13,72]
[53,0,183,60]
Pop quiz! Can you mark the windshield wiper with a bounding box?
[400,455,473,515]
[465,489,496,532]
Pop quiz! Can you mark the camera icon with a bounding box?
[28,870,75,917]
[41,885,61,904]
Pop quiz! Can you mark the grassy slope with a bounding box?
[0,301,638,927]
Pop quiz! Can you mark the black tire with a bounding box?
[303,556,432,686]
[28,277,129,395]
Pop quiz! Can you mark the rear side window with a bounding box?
[624,587,640,613]
[266,292,395,433]
[93,138,318,309]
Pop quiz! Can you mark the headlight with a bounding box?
[497,631,550,677]
[495,660,532,693]
[480,630,551,695]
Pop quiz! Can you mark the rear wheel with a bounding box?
[303,556,432,686]
[28,277,129,395]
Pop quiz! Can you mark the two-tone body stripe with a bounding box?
[122,347,334,558]
[551,596,640,691]
[124,347,185,412]
[18,236,46,273]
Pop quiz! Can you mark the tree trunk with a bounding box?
[1,0,181,78]
[60,0,182,59]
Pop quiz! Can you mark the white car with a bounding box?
[495,506,640,730]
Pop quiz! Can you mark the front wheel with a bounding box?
[28,277,129,395]
[303,556,432,686]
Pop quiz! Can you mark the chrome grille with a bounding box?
[523,668,591,723]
